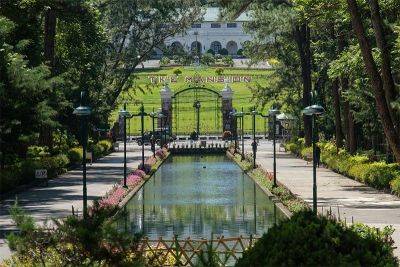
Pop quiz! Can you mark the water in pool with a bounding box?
[119,155,285,239]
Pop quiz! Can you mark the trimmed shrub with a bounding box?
[0,169,20,193]
[97,140,112,152]
[222,55,234,67]
[172,67,182,76]
[200,53,215,66]
[215,67,224,76]
[219,48,228,55]
[237,48,243,56]
[362,162,400,189]
[91,143,105,159]
[236,211,398,267]
[390,177,400,196]
[68,147,83,165]
[300,146,312,160]
[160,56,170,66]
[206,48,215,55]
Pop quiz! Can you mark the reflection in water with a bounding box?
[119,155,284,239]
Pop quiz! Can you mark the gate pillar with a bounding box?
[160,84,173,132]
[221,83,236,135]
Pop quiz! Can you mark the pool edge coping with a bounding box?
[226,151,293,219]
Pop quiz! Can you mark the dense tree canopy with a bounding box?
[219,0,400,162]
[0,0,202,165]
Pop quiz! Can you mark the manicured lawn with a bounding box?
[111,67,273,135]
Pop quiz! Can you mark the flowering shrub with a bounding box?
[155,149,165,159]
[132,169,146,178]
[126,174,142,187]
[99,185,127,208]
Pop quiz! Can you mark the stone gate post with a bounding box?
[221,83,236,135]
[160,84,173,132]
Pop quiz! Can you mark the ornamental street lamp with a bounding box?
[119,103,131,188]
[269,108,280,187]
[251,109,258,169]
[302,104,325,213]
[149,109,157,157]
[232,109,245,160]
[126,104,148,170]
[73,91,91,219]
[193,100,201,135]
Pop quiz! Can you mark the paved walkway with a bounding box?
[248,140,400,257]
[0,146,151,261]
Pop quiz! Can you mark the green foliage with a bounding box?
[215,67,224,76]
[173,67,183,76]
[26,146,50,158]
[236,211,398,267]
[286,140,400,193]
[6,201,144,266]
[200,53,215,66]
[222,55,234,67]
[160,56,171,66]
[237,49,243,56]
[68,147,83,165]
[219,48,228,56]
[206,48,215,55]
[97,139,113,152]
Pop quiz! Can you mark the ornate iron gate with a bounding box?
[172,87,222,135]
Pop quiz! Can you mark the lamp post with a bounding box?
[269,108,280,187]
[194,100,201,135]
[119,103,131,188]
[302,104,325,213]
[251,109,258,169]
[73,91,91,219]
[127,104,147,169]
[149,109,157,156]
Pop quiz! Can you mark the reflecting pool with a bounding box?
[119,155,285,239]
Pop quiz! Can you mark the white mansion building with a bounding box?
[163,7,252,56]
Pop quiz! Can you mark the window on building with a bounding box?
[227,23,237,28]
[191,23,201,28]
[211,23,221,28]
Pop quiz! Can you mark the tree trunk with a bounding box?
[40,7,57,148]
[332,79,344,148]
[341,77,357,153]
[294,24,312,147]
[346,0,400,162]
[368,0,399,133]
[44,8,56,73]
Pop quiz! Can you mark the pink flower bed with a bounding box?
[99,185,127,208]
[132,169,146,178]
[126,174,142,187]
[96,150,169,209]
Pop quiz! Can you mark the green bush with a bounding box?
[237,48,243,56]
[362,162,400,189]
[172,67,182,76]
[91,143,105,159]
[97,140,113,153]
[68,147,82,165]
[222,55,233,67]
[390,177,400,196]
[219,48,228,55]
[300,146,312,160]
[215,67,224,76]
[206,48,215,55]
[26,146,49,158]
[236,211,398,267]
[200,53,215,66]
[20,159,42,181]
[160,56,170,66]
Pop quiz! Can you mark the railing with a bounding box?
[139,235,259,266]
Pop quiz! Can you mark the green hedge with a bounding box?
[1,139,114,194]
[236,211,398,266]
[284,139,400,195]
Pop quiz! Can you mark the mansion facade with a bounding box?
[162,7,252,56]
